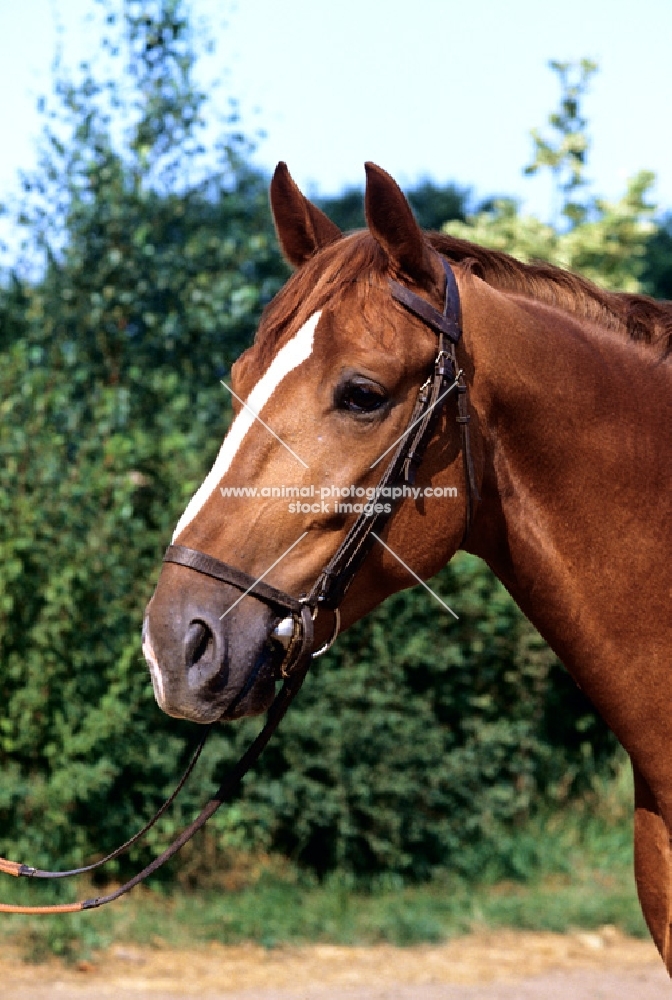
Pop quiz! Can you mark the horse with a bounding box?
[143,161,672,973]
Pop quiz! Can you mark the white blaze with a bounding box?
[172,311,321,541]
[143,633,166,708]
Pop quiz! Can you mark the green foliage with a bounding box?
[643,212,672,299]
[524,59,598,228]
[317,179,469,233]
[0,0,288,873]
[445,173,656,293]
[0,32,668,891]
[222,553,615,880]
[444,61,657,294]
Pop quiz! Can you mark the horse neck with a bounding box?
[463,280,672,757]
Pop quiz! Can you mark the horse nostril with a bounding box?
[184,618,228,694]
[185,619,214,670]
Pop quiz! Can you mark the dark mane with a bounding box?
[255,230,672,361]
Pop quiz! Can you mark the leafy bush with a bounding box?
[0,24,664,886]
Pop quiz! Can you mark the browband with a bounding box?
[389,259,462,343]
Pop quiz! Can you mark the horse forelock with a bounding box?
[252,232,390,372]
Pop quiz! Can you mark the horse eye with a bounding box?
[337,381,388,414]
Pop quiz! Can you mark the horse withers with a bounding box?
[143,162,672,972]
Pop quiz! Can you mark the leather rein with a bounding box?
[0,257,478,914]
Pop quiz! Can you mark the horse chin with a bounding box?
[217,652,280,721]
[159,670,277,724]
[218,680,276,721]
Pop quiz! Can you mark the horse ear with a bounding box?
[270,162,342,267]
[364,162,440,289]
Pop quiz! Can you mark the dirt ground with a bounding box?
[1,927,669,1000]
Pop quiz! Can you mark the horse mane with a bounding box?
[254,230,672,362]
[429,232,672,359]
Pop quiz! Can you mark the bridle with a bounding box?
[0,255,478,914]
[164,257,479,661]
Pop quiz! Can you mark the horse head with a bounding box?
[142,163,479,723]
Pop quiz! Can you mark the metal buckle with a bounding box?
[418,376,432,404]
[299,599,341,658]
[435,349,453,378]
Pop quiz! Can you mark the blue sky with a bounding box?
[1,0,671,223]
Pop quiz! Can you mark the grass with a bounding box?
[0,758,648,962]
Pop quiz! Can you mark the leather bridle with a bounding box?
[0,256,478,914]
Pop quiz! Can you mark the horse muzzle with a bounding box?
[142,562,291,723]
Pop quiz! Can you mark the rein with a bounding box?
[0,606,314,914]
[0,256,477,914]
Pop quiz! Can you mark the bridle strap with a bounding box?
[391,261,479,540]
[309,258,476,609]
[164,544,304,613]
[389,265,462,344]
[455,359,481,540]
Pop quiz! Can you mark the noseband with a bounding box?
[0,257,478,914]
[164,256,479,679]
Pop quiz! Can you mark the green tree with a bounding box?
[0,0,288,871]
[643,213,672,300]
[524,58,597,228]
[444,61,657,294]
[317,179,468,233]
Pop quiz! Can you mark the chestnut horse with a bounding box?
[144,163,672,972]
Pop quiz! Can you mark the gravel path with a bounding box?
[2,928,669,999]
